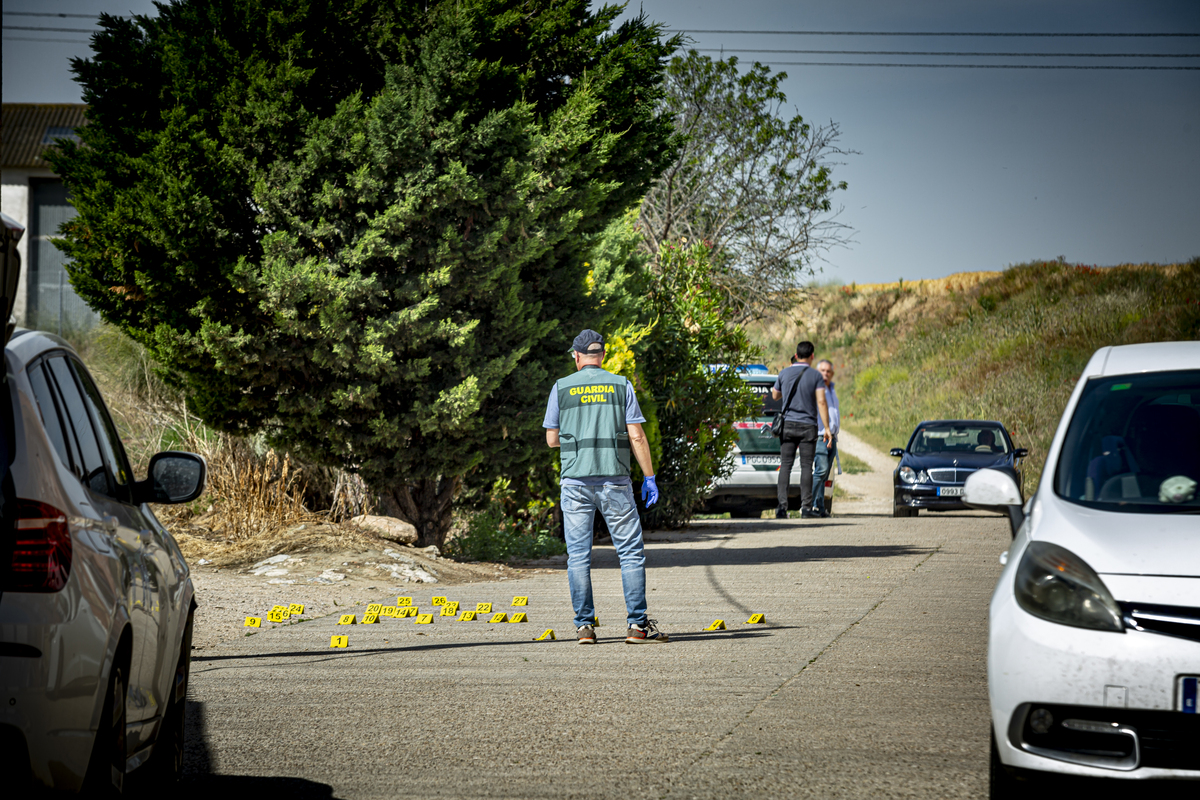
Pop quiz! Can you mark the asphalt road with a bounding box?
[180,510,1011,799]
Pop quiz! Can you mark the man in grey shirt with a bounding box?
[771,341,832,519]
[811,359,840,516]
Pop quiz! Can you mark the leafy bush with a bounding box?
[444,509,566,563]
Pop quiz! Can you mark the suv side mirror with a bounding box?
[1013,448,1029,458]
[134,451,207,505]
[964,468,1024,538]
[889,448,904,457]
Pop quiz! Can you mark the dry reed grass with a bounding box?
[73,326,378,564]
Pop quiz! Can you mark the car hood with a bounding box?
[1029,493,1200,578]
[901,452,1013,470]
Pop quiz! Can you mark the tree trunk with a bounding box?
[385,476,461,549]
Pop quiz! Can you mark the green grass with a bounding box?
[837,451,871,474]
[815,259,1200,491]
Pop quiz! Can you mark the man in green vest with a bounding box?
[544,329,667,644]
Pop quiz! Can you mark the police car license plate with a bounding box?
[937,486,964,497]
[743,455,780,466]
[1181,676,1198,713]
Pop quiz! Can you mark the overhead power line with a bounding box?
[3,35,93,43]
[752,61,1199,70]
[695,48,1200,58]
[668,30,1200,38]
[3,11,103,18]
[4,25,99,33]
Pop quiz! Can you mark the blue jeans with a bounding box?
[561,483,647,629]
[812,437,837,512]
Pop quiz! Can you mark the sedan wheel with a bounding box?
[146,610,194,784]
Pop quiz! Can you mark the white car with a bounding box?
[2,328,205,793]
[965,341,1200,795]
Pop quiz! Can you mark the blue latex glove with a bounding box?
[641,475,660,507]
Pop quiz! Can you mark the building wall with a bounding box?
[1,166,56,326]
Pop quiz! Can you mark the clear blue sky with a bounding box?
[5,0,1198,284]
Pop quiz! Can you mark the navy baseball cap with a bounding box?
[572,329,605,354]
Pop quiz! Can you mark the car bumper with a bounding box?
[989,591,1200,779]
[894,485,967,510]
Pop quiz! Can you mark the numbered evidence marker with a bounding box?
[380,606,398,617]
[338,614,358,625]
[266,610,287,623]
[362,613,380,624]
[705,619,726,631]
[746,613,766,624]
[439,602,459,617]
[508,612,528,623]
[489,612,509,623]
[288,603,305,615]
[396,597,413,606]
[476,603,492,614]
[414,614,434,624]
[270,604,291,618]
[431,596,448,606]
[330,635,349,648]
[366,603,383,615]
[511,596,528,606]
[535,629,556,641]
[458,611,477,621]
[399,607,419,618]
[244,617,262,628]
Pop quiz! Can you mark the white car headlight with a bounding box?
[900,466,917,483]
[1014,542,1124,632]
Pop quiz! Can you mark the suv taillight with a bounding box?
[11,500,73,592]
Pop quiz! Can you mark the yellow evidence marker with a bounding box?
[508,613,528,623]
[458,611,477,621]
[338,614,358,625]
[288,603,305,615]
[381,606,398,617]
[330,635,348,648]
[535,629,556,641]
[404,607,420,618]
[746,613,766,624]
[271,604,289,615]
[431,596,448,606]
[366,603,383,615]
[397,597,413,606]
[266,610,287,623]
[489,612,509,623]
[244,617,262,628]
[511,596,528,606]
[415,614,434,624]
[439,602,459,617]
[476,603,492,614]
[705,619,726,631]
[362,614,379,624]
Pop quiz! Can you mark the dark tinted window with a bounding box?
[27,363,72,469]
[1055,370,1200,513]
[746,380,780,417]
[45,355,111,496]
[71,359,133,488]
[909,424,1009,454]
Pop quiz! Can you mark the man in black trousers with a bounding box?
[771,341,833,519]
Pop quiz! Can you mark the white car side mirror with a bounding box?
[964,468,1025,538]
[965,468,1022,506]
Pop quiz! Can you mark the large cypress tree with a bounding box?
[51,0,676,546]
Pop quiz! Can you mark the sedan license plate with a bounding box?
[937,486,964,497]
[1181,676,1198,713]
[743,455,780,466]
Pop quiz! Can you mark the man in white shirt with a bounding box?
[811,359,839,517]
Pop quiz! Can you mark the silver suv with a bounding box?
[2,328,205,793]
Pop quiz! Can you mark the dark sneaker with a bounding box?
[800,509,819,519]
[577,625,596,645]
[626,619,669,644]
[775,510,788,519]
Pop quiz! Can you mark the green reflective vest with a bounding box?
[555,366,630,479]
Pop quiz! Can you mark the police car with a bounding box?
[703,366,834,518]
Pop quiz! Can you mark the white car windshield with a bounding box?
[1055,370,1200,513]
[909,424,1008,455]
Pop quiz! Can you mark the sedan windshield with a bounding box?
[909,424,1008,455]
[1055,370,1200,513]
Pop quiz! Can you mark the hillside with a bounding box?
[748,258,1200,490]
